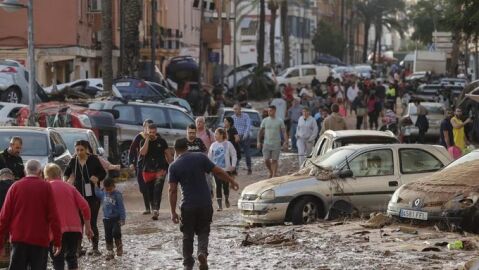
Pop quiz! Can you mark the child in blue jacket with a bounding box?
[94,178,126,260]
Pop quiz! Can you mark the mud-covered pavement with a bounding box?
[77,154,479,270]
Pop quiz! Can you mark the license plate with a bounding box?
[241,202,254,211]
[400,209,428,220]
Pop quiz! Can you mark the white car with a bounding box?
[44,78,104,97]
[276,65,330,90]
[238,144,452,225]
[0,102,27,126]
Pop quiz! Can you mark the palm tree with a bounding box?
[257,0,266,68]
[101,0,113,95]
[280,1,289,68]
[268,0,279,68]
[357,0,377,63]
[122,0,141,76]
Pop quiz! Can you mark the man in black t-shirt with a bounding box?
[139,124,173,220]
[0,136,25,181]
[439,109,454,149]
[168,138,239,270]
[186,124,207,153]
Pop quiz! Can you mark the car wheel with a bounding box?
[1,87,21,103]
[291,198,319,225]
[119,143,131,168]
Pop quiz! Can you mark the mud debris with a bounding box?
[241,231,297,246]
[361,213,393,229]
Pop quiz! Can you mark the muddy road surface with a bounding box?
[77,154,478,270]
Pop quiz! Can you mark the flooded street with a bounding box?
[78,154,479,269]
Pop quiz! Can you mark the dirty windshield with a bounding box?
[312,148,355,170]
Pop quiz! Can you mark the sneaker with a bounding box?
[247,169,252,175]
[105,250,115,261]
[152,210,159,220]
[198,253,208,270]
[142,210,151,215]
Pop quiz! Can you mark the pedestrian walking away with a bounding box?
[139,124,173,221]
[0,160,62,270]
[44,163,93,270]
[295,107,318,166]
[320,103,347,135]
[232,103,253,174]
[64,140,107,256]
[92,178,126,261]
[129,119,154,215]
[208,128,237,211]
[168,138,239,270]
[0,136,25,181]
[258,105,288,178]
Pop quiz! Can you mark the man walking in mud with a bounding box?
[168,138,239,270]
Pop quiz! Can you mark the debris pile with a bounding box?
[241,231,296,247]
[361,213,393,229]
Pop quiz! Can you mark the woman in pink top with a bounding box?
[44,163,93,270]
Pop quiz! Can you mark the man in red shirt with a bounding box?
[0,160,62,269]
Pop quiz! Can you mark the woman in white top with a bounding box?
[208,128,237,210]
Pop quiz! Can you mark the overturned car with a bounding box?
[238,144,452,225]
[387,150,479,233]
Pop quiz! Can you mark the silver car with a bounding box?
[0,127,71,170]
[55,127,106,157]
[238,144,452,225]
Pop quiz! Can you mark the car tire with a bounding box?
[1,87,21,103]
[119,143,131,168]
[291,198,319,225]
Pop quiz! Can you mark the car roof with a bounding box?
[0,126,49,133]
[324,130,396,139]
[338,143,443,151]
[97,100,188,112]
[52,127,92,133]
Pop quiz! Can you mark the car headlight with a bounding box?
[259,189,275,201]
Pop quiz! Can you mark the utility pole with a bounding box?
[233,0,237,94]
[220,0,224,88]
[119,0,124,74]
[27,0,35,126]
[198,0,204,90]
[151,0,157,80]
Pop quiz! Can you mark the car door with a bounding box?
[166,108,194,146]
[113,104,141,143]
[301,67,316,85]
[334,148,398,212]
[138,106,173,145]
[285,68,300,87]
[397,148,445,186]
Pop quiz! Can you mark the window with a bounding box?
[50,131,66,153]
[302,68,316,76]
[88,0,101,12]
[286,69,299,78]
[349,149,394,177]
[140,107,169,129]
[88,133,100,154]
[316,138,326,156]
[114,105,136,124]
[0,132,48,156]
[399,149,443,174]
[168,109,194,130]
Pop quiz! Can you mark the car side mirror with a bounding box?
[53,144,66,157]
[337,169,353,178]
[97,147,105,156]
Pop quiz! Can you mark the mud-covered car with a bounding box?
[387,150,479,232]
[238,144,452,225]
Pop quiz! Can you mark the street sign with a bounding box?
[208,52,220,63]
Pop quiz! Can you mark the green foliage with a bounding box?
[312,20,345,59]
[410,0,450,44]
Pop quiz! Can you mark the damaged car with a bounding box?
[387,150,479,232]
[238,144,452,225]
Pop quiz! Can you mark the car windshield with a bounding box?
[278,69,288,77]
[114,81,159,99]
[312,148,356,170]
[445,151,479,169]
[59,132,88,154]
[0,132,48,156]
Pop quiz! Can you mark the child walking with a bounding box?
[208,128,237,211]
[93,178,126,260]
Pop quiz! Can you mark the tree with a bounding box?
[280,1,290,68]
[409,0,447,45]
[257,0,266,69]
[121,0,141,76]
[268,0,279,68]
[101,0,113,95]
[312,20,345,59]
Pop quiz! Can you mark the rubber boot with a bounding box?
[216,198,223,211]
[105,244,114,261]
[115,239,123,256]
[225,195,230,208]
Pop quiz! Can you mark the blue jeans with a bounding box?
[290,122,298,150]
[237,136,252,170]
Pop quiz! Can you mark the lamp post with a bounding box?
[0,0,35,126]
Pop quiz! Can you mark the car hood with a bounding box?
[397,160,479,208]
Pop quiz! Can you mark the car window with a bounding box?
[286,69,299,78]
[168,108,193,130]
[60,132,88,154]
[140,106,169,128]
[320,139,332,156]
[0,132,48,156]
[88,132,100,154]
[114,105,137,124]
[302,68,316,76]
[399,148,443,174]
[316,138,326,156]
[89,103,105,110]
[7,107,22,118]
[349,149,394,177]
[50,131,66,152]
[315,148,355,169]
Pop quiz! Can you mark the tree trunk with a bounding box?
[269,2,278,68]
[257,0,266,69]
[449,30,461,76]
[377,24,382,64]
[101,0,113,94]
[362,19,370,63]
[280,0,290,68]
[122,0,141,76]
[372,22,380,65]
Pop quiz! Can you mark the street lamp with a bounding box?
[0,0,36,126]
